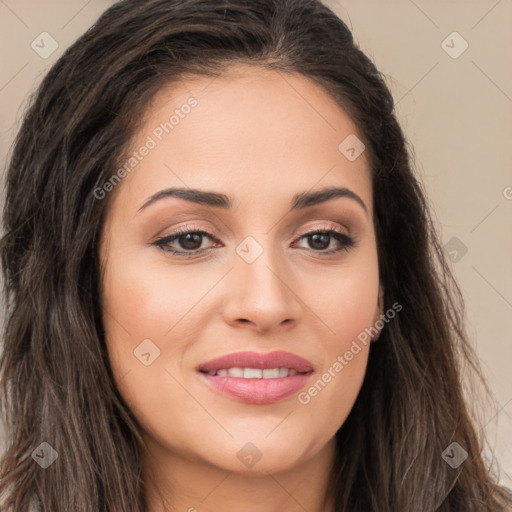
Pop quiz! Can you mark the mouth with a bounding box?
[201,367,303,378]
[197,350,314,404]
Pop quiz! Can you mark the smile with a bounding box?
[204,367,299,378]
[197,351,314,404]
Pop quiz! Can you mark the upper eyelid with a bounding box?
[166,221,350,237]
[145,202,363,238]
[296,222,350,236]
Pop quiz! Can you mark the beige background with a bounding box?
[0,0,511,486]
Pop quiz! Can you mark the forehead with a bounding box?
[109,63,372,216]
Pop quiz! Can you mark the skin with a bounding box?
[99,63,383,512]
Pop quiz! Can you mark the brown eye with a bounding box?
[152,228,219,256]
[294,229,357,254]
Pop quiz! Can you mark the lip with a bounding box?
[197,350,314,373]
[197,350,314,404]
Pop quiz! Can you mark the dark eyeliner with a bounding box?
[151,227,358,256]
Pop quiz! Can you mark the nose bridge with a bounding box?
[224,231,301,330]
[236,232,289,301]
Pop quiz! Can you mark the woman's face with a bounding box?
[99,63,383,476]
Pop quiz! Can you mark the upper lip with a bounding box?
[198,350,314,374]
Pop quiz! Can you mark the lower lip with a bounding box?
[199,372,312,404]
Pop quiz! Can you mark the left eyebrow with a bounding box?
[138,187,231,212]
[137,186,368,215]
[290,187,368,215]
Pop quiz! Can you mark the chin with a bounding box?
[195,435,317,475]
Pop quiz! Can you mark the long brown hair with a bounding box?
[1,0,510,510]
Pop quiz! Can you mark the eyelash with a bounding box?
[151,223,358,258]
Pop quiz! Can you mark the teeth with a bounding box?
[209,367,299,378]
[227,367,244,378]
[244,368,262,378]
[278,367,289,377]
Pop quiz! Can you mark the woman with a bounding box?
[0,0,510,510]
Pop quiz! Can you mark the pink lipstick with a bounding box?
[197,350,314,404]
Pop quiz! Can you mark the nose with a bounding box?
[222,240,303,334]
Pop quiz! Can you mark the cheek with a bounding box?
[100,253,201,439]
[292,252,378,428]
[100,243,226,399]
[101,242,223,373]
[302,251,380,346]
[295,278,373,442]
[100,249,193,399]
[102,252,197,337]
